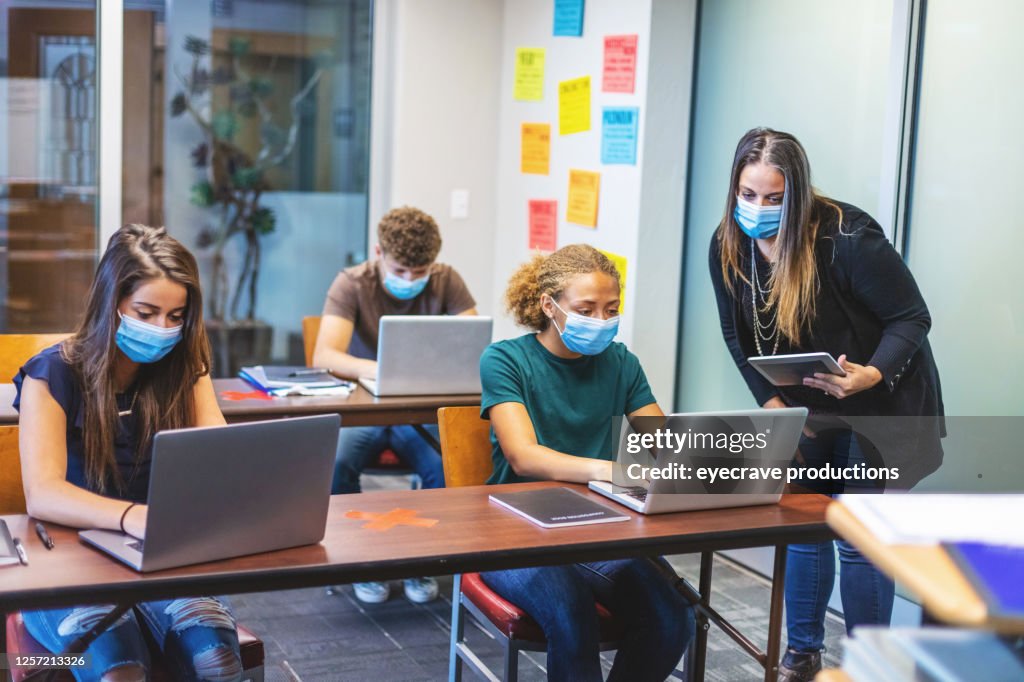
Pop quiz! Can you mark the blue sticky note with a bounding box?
[601,107,639,165]
[553,0,585,37]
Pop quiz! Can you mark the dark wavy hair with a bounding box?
[62,224,211,493]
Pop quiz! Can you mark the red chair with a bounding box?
[5,612,265,681]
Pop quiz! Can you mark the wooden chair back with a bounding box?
[0,333,72,383]
[437,406,493,488]
[302,316,321,368]
[0,427,26,514]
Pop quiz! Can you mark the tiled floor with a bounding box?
[231,476,846,681]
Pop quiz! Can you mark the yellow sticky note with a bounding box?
[559,76,591,135]
[598,249,628,312]
[521,123,551,175]
[514,48,545,101]
[566,169,600,227]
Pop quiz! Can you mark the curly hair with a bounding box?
[505,244,621,331]
[377,206,442,267]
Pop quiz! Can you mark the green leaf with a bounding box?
[211,111,239,141]
[170,93,187,117]
[184,36,210,56]
[248,77,274,99]
[231,167,263,190]
[250,207,276,235]
[190,181,216,208]
[228,36,251,57]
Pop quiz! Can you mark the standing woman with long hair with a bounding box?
[708,128,943,681]
[14,224,242,682]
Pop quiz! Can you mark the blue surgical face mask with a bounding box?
[115,312,183,363]
[383,270,430,300]
[734,196,783,239]
[550,299,619,356]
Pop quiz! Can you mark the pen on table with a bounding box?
[35,521,55,550]
[13,537,28,565]
[288,369,330,377]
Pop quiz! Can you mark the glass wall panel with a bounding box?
[675,0,894,412]
[143,0,373,375]
[1,4,99,333]
[904,0,1024,418]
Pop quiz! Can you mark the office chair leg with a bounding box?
[449,574,464,682]
[503,641,519,682]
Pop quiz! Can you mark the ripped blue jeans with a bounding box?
[22,596,241,682]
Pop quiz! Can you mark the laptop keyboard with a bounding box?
[127,540,144,552]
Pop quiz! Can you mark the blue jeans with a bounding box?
[331,425,444,493]
[22,597,241,682]
[785,427,895,652]
[481,558,694,681]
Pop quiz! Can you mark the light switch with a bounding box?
[450,189,470,219]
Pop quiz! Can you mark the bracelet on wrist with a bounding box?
[120,502,137,535]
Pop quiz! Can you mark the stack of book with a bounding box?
[840,626,1024,681]
[239,365,353,397]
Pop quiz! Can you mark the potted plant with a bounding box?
[170,34,331,376]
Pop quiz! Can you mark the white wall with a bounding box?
[490,0,694,405]
[369,0,503,315]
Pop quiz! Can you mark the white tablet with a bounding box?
[747,352,847,387]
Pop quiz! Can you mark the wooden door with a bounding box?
[4,8,154,332]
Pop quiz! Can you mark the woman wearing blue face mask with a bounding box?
[478,244,694,681]
[13,224,242,682]
[708,128,944,682]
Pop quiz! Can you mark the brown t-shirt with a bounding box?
[321,260,476,360]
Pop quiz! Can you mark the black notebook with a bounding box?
[489,487,632,528]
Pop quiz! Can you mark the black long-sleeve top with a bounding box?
[709,201,945,483]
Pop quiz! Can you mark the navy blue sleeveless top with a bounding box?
[13,345,150,502]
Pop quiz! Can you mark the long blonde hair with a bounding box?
[505,244,621,330]
[62,224,212,494]
[716,128,842,344]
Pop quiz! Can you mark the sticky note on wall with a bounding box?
[598,249,628,311]
[528,200,558,252]
[514,47,546,101]
[559,76,591,135]
[601,107,639,165]
[602,35,638,93]
[553,0,585,37]
[566,169,600,227]
[521,123,551,175]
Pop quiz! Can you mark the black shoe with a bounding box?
[778,648,822,682]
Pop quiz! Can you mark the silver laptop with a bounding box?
[589,407,808,514]
[359,315,493,396]
[80,414,340,572]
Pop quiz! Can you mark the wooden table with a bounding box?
[0,379,481,427]
[1,483,833,681]
[825,501,1024,634]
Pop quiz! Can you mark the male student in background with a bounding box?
[314,205,477,604]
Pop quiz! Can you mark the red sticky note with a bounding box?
[602,35,638,93]
[528,200,558,252]
[220,390,273,402]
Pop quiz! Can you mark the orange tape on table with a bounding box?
[345,508,440,531]
[220,390,273,401]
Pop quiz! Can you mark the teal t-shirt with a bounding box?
[480,334,657,485]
